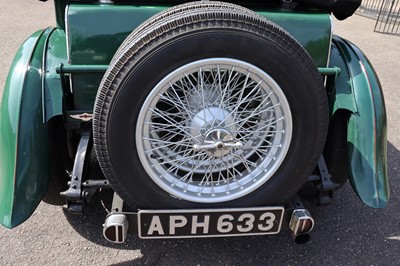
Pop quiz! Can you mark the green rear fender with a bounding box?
[0,28,55,228]
[330,36,389,208]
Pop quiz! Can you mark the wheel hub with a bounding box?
[193,128,243,157]
[190,106,240,157]
[189,106,236,140]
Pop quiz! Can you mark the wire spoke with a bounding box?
[137,58,291,202]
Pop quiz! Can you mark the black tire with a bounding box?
[323,112,349,188]
[93,2,328,209]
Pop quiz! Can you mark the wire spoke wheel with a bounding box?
[93,2,328,209]
[137,58,292,203]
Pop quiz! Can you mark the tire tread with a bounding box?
[93,2,328,208]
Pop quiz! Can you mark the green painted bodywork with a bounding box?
[54,0,69,30]
[329,36,388,208]
[256,10,331,67]
[66,4,331,112]
[43,29,68,122]
[0,28,54,228]
[67,5,331,65]
[0,2,388,228]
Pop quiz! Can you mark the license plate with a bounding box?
[138,207,284,239]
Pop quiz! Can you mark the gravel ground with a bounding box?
[1,1,400,265]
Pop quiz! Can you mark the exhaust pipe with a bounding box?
[289,209,314,244]
[103,214,129,243]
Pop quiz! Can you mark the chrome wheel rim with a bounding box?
[136,58,292,203]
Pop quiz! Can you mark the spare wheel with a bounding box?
[93,2,329,209]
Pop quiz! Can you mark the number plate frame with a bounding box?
[138,207,284,239]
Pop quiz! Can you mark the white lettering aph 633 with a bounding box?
[146,212,277,236]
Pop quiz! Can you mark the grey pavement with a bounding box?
[1,1,400,265]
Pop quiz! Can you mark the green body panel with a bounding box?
[256,11,331,67]
[330,36,388,208]
[43,29,68,122]
[328,40,358,114]
[54,0,69,30]
[0,28,54,228]
[67,5,330,65]
[66,4,331,112]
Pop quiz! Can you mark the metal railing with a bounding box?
[356,0,384,18]
[356,0,400,35]
[374,0,400,35]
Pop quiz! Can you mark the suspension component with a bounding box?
[61,130,110,214]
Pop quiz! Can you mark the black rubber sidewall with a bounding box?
[105,30,325,208]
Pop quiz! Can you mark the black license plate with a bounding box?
[138,207,284,239]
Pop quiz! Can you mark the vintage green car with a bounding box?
[0,0,388,244]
